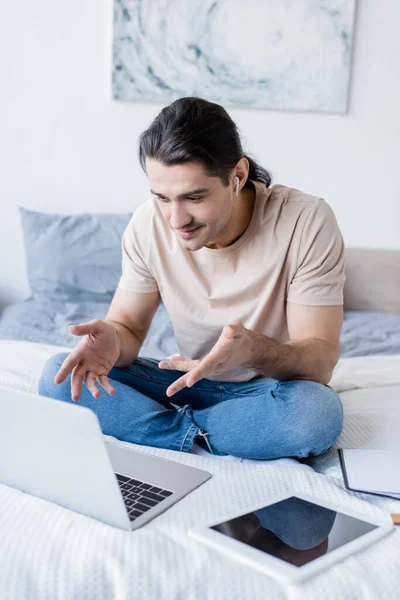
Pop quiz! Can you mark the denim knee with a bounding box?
[276,380,343,457]
[38,352,70,397]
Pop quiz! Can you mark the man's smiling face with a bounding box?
[146,158,236,251]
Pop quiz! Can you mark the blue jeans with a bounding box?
[38,354,343,460]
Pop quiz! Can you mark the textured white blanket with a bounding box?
[0,340,400,599]
[329,353,400,393]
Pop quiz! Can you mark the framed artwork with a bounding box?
[113,0,356,113]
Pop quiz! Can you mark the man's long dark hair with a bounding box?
[138,97,271,189]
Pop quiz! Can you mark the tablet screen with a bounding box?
[211,496,378,567]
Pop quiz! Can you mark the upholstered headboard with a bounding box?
[344,248,400,313]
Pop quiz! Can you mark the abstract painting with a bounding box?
[112,0,356,113]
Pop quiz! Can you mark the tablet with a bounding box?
[189,493,393,583]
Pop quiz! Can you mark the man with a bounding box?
[39,96,345,460]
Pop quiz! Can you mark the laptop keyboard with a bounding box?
[116,473,173,522]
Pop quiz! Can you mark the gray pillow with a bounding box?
[20,208,132,302]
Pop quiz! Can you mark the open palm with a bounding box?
[54,320,120,401]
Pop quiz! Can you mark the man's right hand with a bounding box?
[54,320,121,402]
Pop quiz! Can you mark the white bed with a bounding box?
[1,339,400,599]
[1,246,400,599]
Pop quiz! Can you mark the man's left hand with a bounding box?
[158,322,256,397]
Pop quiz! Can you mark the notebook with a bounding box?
[339,449,400,500]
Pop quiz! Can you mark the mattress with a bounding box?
[0,340,400,599]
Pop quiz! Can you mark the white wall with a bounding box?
[0,0,399,305]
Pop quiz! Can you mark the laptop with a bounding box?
[0,386,212,531]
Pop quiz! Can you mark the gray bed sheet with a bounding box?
[340,310,400,356]
[0,300,400,358]
[0,299,179,359]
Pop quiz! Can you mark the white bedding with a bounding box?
[1,340,400,599]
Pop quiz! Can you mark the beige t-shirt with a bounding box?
[118,181,345,382]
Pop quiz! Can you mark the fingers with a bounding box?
[158,355,186,369]
[166,357,214,396]
[98,375,116,396]
[70,369,115,401]
[54,353,82,384]
[185,360,214,388]
[68,320,102,337]
[185,349,226,387]
[84,372,101,399]
[158,358,199,372]
[166,372,192,397]
[165,324,243,396]
[165,350,224,395]
[223,324,238,339]
[70,365,84,401]
[181,324,243,385]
